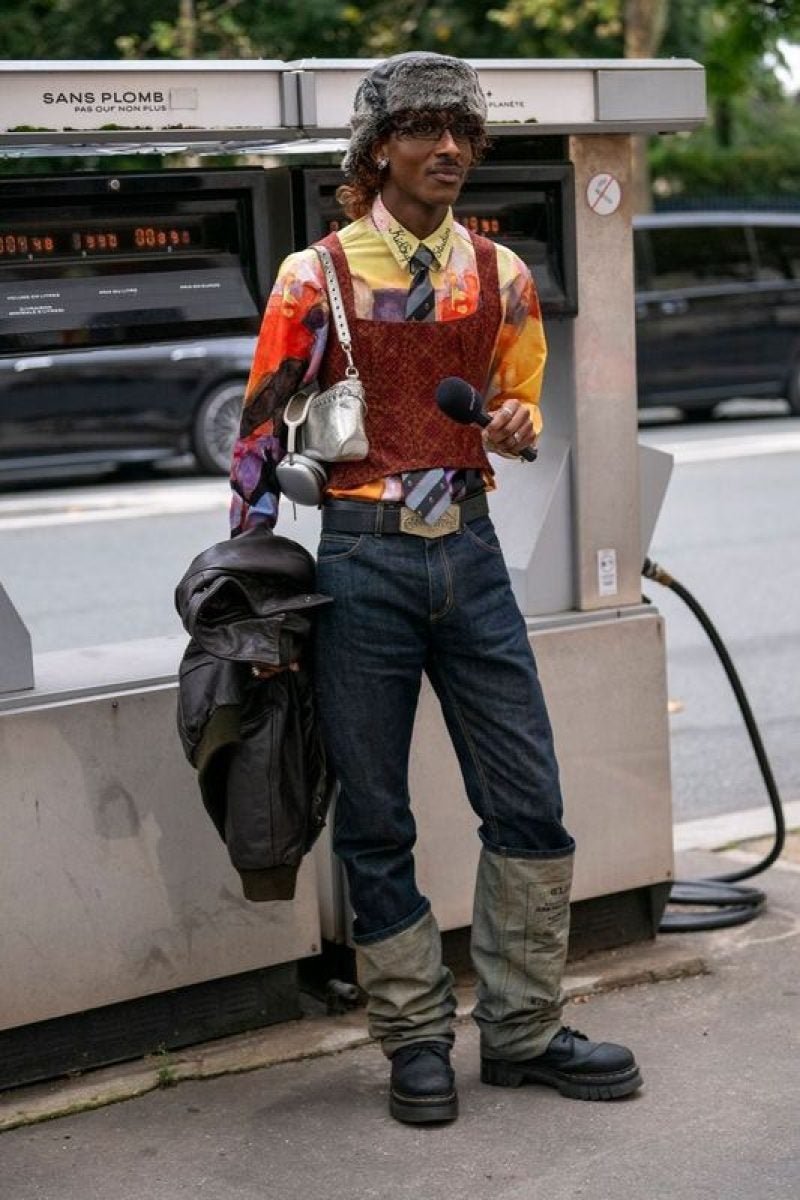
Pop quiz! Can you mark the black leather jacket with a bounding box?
[174,527,335,902]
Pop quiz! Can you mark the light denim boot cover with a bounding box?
[356,908,457,1058]
[471,845,574,1061]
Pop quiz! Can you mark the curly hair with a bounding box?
[336,159,385,222]
[336,111,490,222]
[335,110,391,221]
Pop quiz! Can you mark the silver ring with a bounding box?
[512,431,520,443]
[251,665,261,678]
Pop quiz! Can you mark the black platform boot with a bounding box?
[390,1042,458,1124]
[481,1026,642,1100]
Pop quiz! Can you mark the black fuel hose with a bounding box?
[642,557,786,931]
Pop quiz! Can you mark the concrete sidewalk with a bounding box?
[2,846,799,1200]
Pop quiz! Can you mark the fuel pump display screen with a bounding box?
[0,170,274,352]
[456,181,574,314]
[0,218,206,259]
[301,163,577,316]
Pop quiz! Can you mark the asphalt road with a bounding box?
[639,411,800,820]
[1,408,799,824]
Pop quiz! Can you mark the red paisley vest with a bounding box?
[317,231,502,491]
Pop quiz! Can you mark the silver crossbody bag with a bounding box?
[298,245,368,463]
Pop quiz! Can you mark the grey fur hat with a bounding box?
[342,52,487,177]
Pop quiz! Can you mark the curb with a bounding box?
[672,800,800,853]
[0,939,708,1133]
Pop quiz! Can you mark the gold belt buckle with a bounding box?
[399,505,460,538]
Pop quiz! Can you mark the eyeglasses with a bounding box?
[392,114,484,146]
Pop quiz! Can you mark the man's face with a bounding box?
[377,110,483,211]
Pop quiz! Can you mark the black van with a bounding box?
[0,336,253,479]
[634,212,800,418]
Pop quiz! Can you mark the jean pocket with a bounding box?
[463,516,504,556]
[316,532,365,562]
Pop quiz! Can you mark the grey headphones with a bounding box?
[275,390,328,506]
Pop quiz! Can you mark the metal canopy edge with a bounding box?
[1,59,286,72]
[292,57,706,135]
[0,58,706,154]
[0,130,305,158]
[286,57,702,71]
[0,59,290,145]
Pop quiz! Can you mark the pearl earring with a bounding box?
[376,157,389,170]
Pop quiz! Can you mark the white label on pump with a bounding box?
[587,173,621,216]
[597,548,618,596]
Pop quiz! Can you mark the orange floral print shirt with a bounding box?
[230,195,546,533]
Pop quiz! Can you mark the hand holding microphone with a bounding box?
[435,377,538,462]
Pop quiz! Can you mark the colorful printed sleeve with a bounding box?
[229,249,329,534]
[485,246,547,438]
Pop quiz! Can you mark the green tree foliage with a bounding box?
[112,0,517,61]
[661,0,800,146]
[650,106,800,201]
[0,0,165,59]
[487,0,622,57]
[652,0,800,202]
[114,1,354,60]
[663,0,800,99]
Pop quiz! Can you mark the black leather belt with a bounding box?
[322,490,489,538]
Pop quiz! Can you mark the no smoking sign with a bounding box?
[586,173,621,216]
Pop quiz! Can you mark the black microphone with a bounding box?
[435,377,538,462]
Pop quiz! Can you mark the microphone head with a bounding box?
[435,377,484,425]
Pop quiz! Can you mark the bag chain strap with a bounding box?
[315,245,359,380]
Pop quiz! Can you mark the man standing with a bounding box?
[231,51,641,1125]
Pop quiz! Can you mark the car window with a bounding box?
[633,229,652,289]
[647,225,754,290]
[752,225,800,281]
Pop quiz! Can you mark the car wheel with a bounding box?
[192,380,245,474]
[682,405,715,423]
[786,359,800,416]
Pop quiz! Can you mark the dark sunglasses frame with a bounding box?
[391,110,486,146]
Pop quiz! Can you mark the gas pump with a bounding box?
[0,58,705,1085]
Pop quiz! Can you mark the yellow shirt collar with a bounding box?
[371,194,454,272]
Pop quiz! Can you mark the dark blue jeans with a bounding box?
[313,513,575,945]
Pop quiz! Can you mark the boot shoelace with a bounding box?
[396,1042,450,1065]
[560,1026,589,1044]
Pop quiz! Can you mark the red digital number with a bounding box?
[0,233,55,254]
[132,226,191,251]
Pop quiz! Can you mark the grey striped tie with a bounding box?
[404,245,436,322]
[402,245,451,524]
